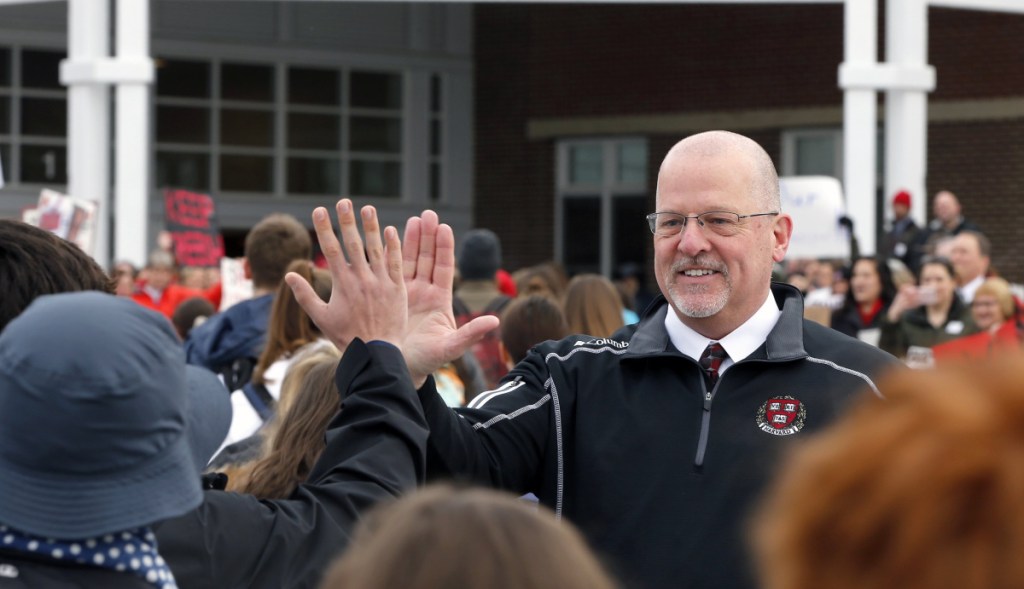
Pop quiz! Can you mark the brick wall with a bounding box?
[475,3,1024,282]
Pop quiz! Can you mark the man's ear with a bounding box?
[242,258,252,280]
[772,214,794,263]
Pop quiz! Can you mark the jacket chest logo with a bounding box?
[756,395,806,436]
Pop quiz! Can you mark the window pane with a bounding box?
[795,136,836,176]
[220,155,272,192]
[562,197,601,275]
[612,195,649,272]
[350,71,401,109]
[21,49,63,90]
[288,67,339,106]
[21,98,66,136]
[0,97,9,134]
[569,145,602,185]
[221,109,273,147]
[288,112,339,150]
[156,106,209,144]
[156,59,210,98]
[0,48,10,86]
[349,116,401,153]
[429,162,440,202]
[221,63,274,103]
[0,144,10,182]
[430,118,441,156]
[617,142,647,184]
[21,145,67,184]
[287,157,340,195]
[349,160,400,197]
[156,152,209,191]
[430,74,441,113]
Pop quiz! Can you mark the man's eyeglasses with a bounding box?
[646,211,779,238]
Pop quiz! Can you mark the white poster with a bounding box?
[218,256,253,312]
[779,176,850,260]
[32,189,99,257]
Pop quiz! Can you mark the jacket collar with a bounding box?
[625,283,808,363]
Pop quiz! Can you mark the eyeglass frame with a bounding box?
[646,210,780,237]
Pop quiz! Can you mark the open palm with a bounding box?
[402,211,498,387]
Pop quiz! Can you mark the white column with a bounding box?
[61,0,111,266]
[838,0,878,255]
[885,0,933,227]
[114,0,154,268]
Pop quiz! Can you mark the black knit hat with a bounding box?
[458,229,502,280]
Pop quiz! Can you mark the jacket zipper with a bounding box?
[694,378,719,467]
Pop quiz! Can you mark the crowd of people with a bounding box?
[1,130,1023,589]
[787,188,1021,367]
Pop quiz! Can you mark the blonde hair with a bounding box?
[975,277,1016,321]
[224,347,340,498]
[753,355,1024,589]
[563,274,625,338]
[321,485,618,589]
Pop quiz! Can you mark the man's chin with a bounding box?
[670,294,727,319]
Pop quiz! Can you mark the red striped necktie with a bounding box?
[699,342,727,389]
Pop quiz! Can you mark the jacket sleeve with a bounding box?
[154,339,428,589]
[420,345,553,494]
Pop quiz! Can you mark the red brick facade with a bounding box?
[474,4,1024,282]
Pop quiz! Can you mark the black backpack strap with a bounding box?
[452,295,470,317]
[484,294,512,315]
[241,382,276,422]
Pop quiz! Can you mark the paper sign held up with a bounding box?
[164,189,225,268]
[780,176,851,260]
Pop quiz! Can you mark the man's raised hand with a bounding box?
[401,211,498,387]
[286,199,406,349]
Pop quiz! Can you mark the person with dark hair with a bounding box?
[499,295,570,366]
[829,257,897,343]
[752,353,1024,589]
[880,256,977,361]
[172,296,217,341]
[319,485,618,589]
[296,133,898,589]
[949,230,992,304]
[185,213,312,390]
[453,228,512,390]
[0,219,115,330]
[614,261,656,315]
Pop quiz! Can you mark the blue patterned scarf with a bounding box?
[0,524,176,588]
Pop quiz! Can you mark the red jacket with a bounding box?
[131,282,221,319]
[932,319,1021,363]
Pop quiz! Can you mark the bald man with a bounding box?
[306,131,898,589]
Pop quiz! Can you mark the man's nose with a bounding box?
[677,219,711,256]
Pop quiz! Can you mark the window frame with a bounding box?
[555,137,649,277]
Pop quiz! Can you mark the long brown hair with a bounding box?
[252,259,331,385]
[753,355,1024,589]
[563,273,625,338]
[226,348,340,498]
[320,485,619,589]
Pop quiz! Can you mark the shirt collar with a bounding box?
[958,274,985,303]
[664,290,782,372]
